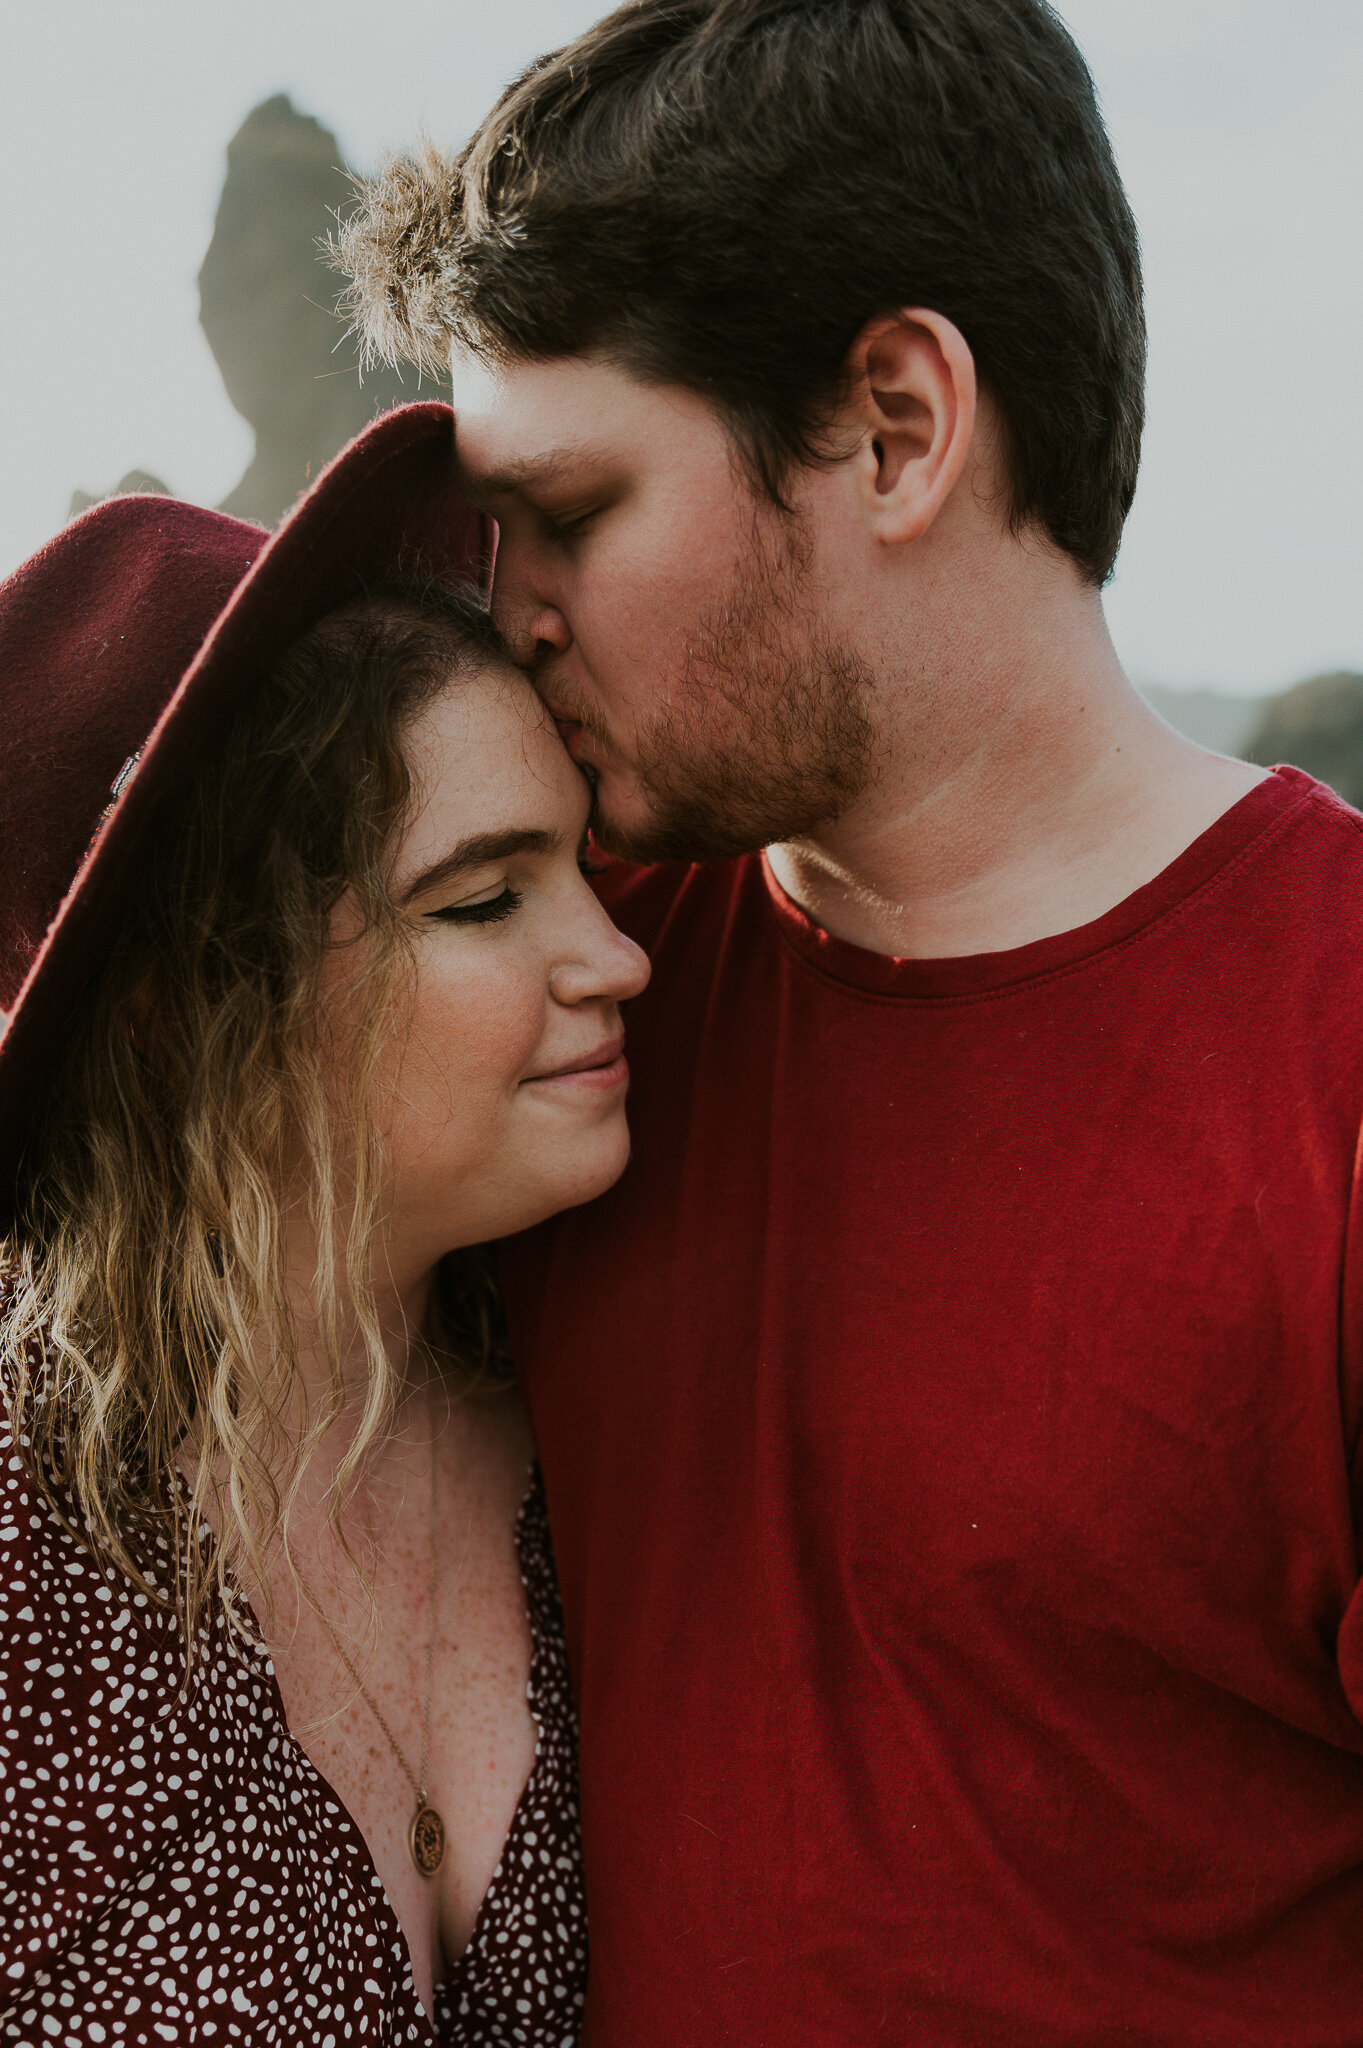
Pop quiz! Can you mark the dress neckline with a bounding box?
[204,1463,555,2042]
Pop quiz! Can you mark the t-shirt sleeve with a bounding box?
[1332,1111,1363,1718]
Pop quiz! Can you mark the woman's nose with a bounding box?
[549,918,651,1010]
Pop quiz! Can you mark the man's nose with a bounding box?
[491,562,573,670]
[521,606,574,672]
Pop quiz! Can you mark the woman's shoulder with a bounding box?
[0,1329,196,1777]
[0,1326,425,2039]
[1,1287,215,1964]
[0,1277,172,1635]
[0,1284,96,1628]
[0,1351,199,1979]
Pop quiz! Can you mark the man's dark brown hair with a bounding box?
[340,0,1146,586]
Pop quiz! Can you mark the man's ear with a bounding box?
[845,309,978,546]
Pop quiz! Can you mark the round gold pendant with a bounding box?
[409,1801,446,1878]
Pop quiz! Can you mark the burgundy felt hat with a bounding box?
[0,400,484,1214]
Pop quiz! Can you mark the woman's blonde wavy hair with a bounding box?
[0,579,510,1646]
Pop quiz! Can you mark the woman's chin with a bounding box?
[470,1126,635,1244]
[535,1128,635,1225]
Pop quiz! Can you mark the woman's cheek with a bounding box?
[402,949,546,1123]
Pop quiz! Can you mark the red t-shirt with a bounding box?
[501,765,1363,2045]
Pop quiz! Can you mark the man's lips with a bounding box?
[547,705,591,760]
[542,690,601,756]
[521,1036,628,1092]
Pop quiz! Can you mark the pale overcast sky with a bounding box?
[1,0,1358,695]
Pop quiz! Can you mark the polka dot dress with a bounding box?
[0,1311,587,2047]
[435,1480,585,2048]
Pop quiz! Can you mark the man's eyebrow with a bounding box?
[461,445,601,499]
[399,828,561,906]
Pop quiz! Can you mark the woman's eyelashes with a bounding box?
[425,849,597,927]
[428,883,523,928]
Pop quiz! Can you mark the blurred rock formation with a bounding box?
[201,94,414,526]
[1244,672,1363,809]
[69,93,420,525]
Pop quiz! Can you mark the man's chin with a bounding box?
[588,751,855,867]
[589,777,681,865]
[588,791,666,866]
[590,787,771,869]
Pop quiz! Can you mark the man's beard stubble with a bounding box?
[579,511,877,867]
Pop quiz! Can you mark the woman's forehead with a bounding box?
[396,667,590,871]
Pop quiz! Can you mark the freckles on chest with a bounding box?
[270,1573,432,1790]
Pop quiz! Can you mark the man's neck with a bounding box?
[766,600,1265,962]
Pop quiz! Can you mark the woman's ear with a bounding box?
[845,309,978,547]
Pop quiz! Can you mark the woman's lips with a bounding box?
[521,1039,628,1094]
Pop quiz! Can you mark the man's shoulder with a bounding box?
[1256,764,1363,851]
[1239,768,1363,935]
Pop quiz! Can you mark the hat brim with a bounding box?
[0,401,485,1213]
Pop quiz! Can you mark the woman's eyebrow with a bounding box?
[399,828,561,905]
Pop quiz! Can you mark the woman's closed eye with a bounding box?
[427,883,523,927]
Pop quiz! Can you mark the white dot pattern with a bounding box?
[0,1305,587,2048]
[436,1476,586,2048]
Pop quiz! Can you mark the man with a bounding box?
[342,2,1363,2040]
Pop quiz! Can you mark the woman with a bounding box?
[0,404,648,2043]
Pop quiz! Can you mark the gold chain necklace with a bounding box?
[298,1431,446,1878]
